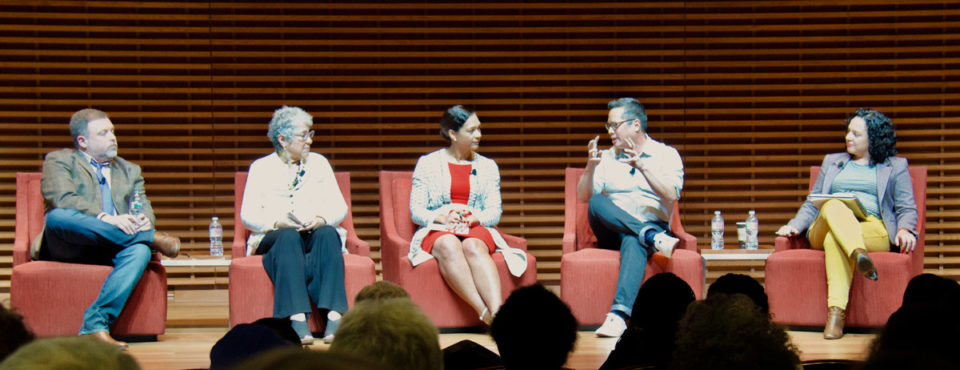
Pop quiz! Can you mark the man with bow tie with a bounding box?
[35,108,181,348]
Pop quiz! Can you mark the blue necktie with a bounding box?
[91,159,115,216]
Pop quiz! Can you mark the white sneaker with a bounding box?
[595,312,627,338]
[653,232,678,258]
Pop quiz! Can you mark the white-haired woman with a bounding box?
[240,106,348,344]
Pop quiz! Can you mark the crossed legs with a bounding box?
[808,199,889,339]
[41,208,154,348]
[809,199,890,309]
[432,235,502,324]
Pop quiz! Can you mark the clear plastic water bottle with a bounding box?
[745,210,759,250]
[209,216,223,257]
[129,190,143,217]
[711,210,724,250]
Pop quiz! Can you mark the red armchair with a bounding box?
[11,172,167,338]
[560,167,704,326]
[378,170,538,328]
[766,166,927,328]
[229,171,376,330]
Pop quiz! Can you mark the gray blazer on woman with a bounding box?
[786,152,918,247]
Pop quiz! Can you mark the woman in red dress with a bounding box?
[408,105,507,325]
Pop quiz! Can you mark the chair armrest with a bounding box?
[561,232,576,255]
[670,219,697,252]
[12,233,30,266]
[774,235,810,251]
[232,238,248,258]
[379,231,411,283]
[346,234,370,257]
[675,229,698,252]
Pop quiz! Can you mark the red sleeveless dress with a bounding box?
[420,163,496,254]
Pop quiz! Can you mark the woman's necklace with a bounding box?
[289,160,305,191]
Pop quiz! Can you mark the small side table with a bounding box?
[161,255,232,289]
[699,246,775,287]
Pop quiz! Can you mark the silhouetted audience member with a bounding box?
[209,317,300,369]
[672,294,800,370]
[0,336,139,370]
[353,280,410,303]
[0,306,34,363]
[900,273,960,308]
[443,339,504,370]
[239,347,387,370]
[329,298,442,370]
[862,274,960,370]
[490,284,578,370]
[600,272,695,370]
[706,273,769,315]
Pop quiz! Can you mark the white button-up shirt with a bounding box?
[592,136,684,223]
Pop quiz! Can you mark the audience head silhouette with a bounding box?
[600,272,694,370]
[490,284,578,370]
[329,297,441,370]
[209,317,300,369]
[239,347,387,370]
[0,336,139,370]
[0,305,34,363]
[863,274,960,370]
[354,280,410,303]
[707,273,769,315]
[672,294,800,370]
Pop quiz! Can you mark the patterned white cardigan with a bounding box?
[407,149,528,276]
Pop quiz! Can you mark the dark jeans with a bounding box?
[587,194,669,316]
[40,208,153,334]
[256,226,348,319]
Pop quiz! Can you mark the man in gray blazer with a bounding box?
[37,108,180,348]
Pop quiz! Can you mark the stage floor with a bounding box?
[123,327,875,369]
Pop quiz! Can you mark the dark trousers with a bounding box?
[587,194,669,316]
[256,226,348,319]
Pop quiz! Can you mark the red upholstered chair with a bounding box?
[378,170,538,328]
[560,167,704,326]
[11,172,167,338]
[766,166,926,328]
[229,171,376,331]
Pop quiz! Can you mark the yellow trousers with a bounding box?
[808,199,890,309]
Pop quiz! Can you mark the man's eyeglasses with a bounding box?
[605,119,633,131]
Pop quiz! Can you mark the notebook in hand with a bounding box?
[808,193,867,220]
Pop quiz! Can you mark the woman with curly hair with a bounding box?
[776,108,919,339]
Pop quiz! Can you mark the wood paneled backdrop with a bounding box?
[1,1,958,294]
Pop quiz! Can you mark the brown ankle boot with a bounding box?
[824,306,845,339]
[852,248,877,280]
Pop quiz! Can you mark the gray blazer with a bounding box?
[786,152,918,247]
[33,148,155,258]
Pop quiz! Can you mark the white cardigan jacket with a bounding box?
[407,149,527,276]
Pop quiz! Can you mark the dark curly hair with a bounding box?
[707,273,769,316]
[672,294,800,370]
[847,108,897,165]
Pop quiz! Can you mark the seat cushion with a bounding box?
[561,248,703,326]
[11,260,167,337]
[229,254,376,331]
[399,252,538,328]
[766,249,912,327]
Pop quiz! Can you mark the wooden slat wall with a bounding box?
[1,1,958,294]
